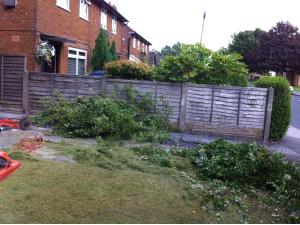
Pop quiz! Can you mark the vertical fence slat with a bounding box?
[51,73,54,101]
[209,88,215,123]
[22,71,29,113]
[179,83,188,130]
[0,56,3,100]
[263,87,274,142]
[237,89,242,125]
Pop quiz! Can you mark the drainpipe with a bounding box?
[34,0,39,72]
[127,36,132,60]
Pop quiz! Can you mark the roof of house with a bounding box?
[94,0,129,23]
[127,26,152,45]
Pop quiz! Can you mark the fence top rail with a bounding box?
[107,78,269,92]
[186,83,269,92]
[29,72,105,80]
[106,78,182,87]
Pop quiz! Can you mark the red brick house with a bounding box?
[121,25,151,63]
[0,0,151,75]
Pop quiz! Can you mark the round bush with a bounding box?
[255,76,291,141]
[104,60,154,80]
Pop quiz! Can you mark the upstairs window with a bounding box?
[133,38,136,48]
[137,40,140,50]
[80,0,90,21]
[101,9,108,30]
[112,17,117,34]
[142,43,145,52]
[68,48,87,76]
[145,45,148,53]
[57,0,70,11]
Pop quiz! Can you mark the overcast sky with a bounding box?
[108,0,300,51]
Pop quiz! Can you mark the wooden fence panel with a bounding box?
[182,85,270,139]
[0,69,271,141]
[0,55,26,113]
[28,72,104,112]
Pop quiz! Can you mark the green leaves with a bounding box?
[156,43,248,86]
[33,91,169,143]
[91,29,118,71]
[196,139,300,206]
[255,76,291,141]
[105,60,154,80]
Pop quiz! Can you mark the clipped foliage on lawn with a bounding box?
[197,140,300,205]
[154,43,248,86]
[104,60,154,80]
[255,76,291,141]
[33,89,169,143]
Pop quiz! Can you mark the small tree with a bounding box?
[91,29,112,71]
[110,40,118,61]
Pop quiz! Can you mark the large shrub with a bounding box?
[197,140,300,203]
[33,91,169,142]
[255,76,291,141]
[105,60,154,80]
[155,43,248,86]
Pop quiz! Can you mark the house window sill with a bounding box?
[80,16,89,22]
[57,5,71,13]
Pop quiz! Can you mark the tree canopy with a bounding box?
[160,42,183,57]
[227,29,265,72]
[252,22,300,74]
[155,43,248,87]
[227,21,300,74]
[91,29,117,71]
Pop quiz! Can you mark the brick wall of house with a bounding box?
[0,0,151,73]
[0,0,37,71]
[37,0,124,73]
[122,26,150,62]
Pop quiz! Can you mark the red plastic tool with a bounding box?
[0,151,21,181]
[0,119,20,129]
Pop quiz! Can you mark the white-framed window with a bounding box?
[68,47,87,76]
[145,45,148,53]
[101,9,108,30]
[79,0,90,21]
[112,16,117,34]
[137,40,140,50]
[142,43,145,52]
[56,0,70,11]
[133,38,136,48]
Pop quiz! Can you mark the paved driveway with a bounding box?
[291,95,300,129]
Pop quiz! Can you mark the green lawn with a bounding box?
[0,141,297,223]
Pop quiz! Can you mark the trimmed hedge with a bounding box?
[255,76,291,141]
[104,60,154,80]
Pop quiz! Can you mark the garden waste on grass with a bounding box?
[1,133,299,223]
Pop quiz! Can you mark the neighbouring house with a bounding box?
[0,0,151,75]
[121,25,151,63]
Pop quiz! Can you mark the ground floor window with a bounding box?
[68,48,87,75]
